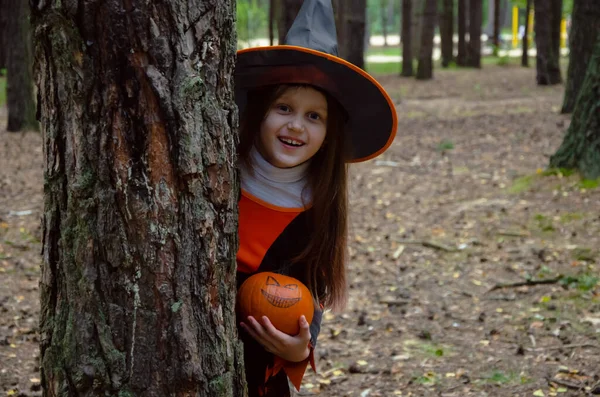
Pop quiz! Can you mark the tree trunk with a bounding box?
[269,0,275,45]
[5,0,37,132]
[0,0,7,73]
[550,0,563,61]
[417,0,437,79]
[493,0,500,53]
[278,0,303,44]
[402,0,414,76]
[534,0,562,84]
[457,0,468,65]
[522,0,532,67]
[466,0,482,67]
[32,1,245,395]
[439,0,454,67]
[333,0,347,57]
[381,0,389,46]
[550,36,600,179]
[343,0,367,68]
[411,0,425,62]
[561,0,600,113]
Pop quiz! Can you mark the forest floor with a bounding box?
[1,64,599,397]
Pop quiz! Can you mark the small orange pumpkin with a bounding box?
[237,272,314,335]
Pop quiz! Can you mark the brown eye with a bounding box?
[308,112,320,121]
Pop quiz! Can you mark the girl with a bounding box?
[234,1,397,395]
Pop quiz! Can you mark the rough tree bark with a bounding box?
[5,0,37,132]
[341,0,367,68]
[402,0,414,76]
[466,0,482,68]
[457,0,468,65]
[417,0,437,79]
[278,0,303,44]
[522,0,532,67]
[550,36,600,179]
[561,0,600,113]
[439,0,454,67]
[534,0,562,84]
[32,1,245,395]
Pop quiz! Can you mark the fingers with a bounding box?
[241,316,282,353]
[297,315,311,341]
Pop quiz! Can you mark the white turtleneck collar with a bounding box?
[240,146,311,208]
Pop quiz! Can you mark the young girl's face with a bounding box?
[256,86,328,168]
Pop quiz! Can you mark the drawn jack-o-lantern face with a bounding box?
[261,275,301,308]
[237,272,314,335]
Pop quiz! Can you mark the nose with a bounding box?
[287,116,304,132]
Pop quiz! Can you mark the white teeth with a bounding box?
[280,138,303,146]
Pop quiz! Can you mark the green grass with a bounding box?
[0,74,6,107]
[366,62,402,75]
[366,45,403,57]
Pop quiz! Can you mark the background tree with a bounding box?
[0,0,6,73]
[334,0,347,56]
[466,0,482,67]
[534,0,562,84]
[550,36,600,179]
[4,0,37,132]
[381,0,390,46]
[32,0,244,395]
[493,0,501,54]
[269,0,276,45]
[279,0,304,44]
[439,0,454,67]
[551,0,563,65]
[417,0,438,78]
[522,0,532,67]
[411,0,425,63]
[561,0,600,113]
[457,0,468,65]
[402,0,415,76]
[340,0,368,68]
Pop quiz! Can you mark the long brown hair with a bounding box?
[238,84,349,310]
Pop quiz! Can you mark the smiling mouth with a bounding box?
[279,137,304,147]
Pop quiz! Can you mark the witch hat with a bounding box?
[235,0,397,162]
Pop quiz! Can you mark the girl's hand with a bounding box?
[240,315,311,362]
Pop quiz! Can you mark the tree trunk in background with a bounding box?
[550,37,600,179]
[534,0,562,84]
[381,0,389,46]
[550,0,563,62]
[343,0,367,68]
[269,0,275,45]
[411,0,424,63]
[493,0,500,53]
[0,0,6,73]
[402,0,414,76]
[561,0,599,113]
[417,0,437,79]
[32,0,244,395]
[333,0,347,57]
[457,0,468,65]
[439,0,454,67]
[5,0,37,132]
[278,0,303,44]
[522,0,532,67]
[466,0,482,67]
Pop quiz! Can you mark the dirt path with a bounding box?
[1,65,599,397]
